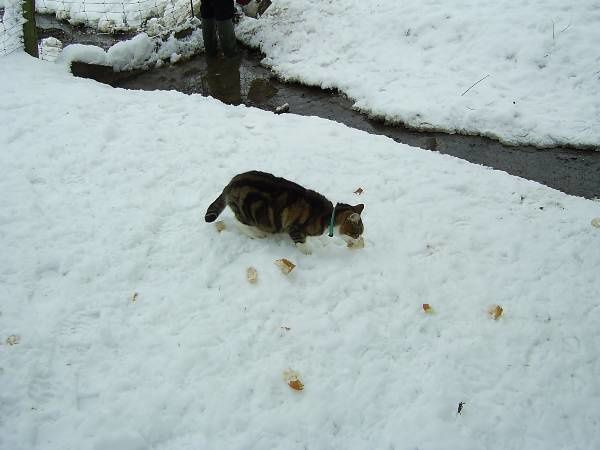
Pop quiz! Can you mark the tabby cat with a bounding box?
[205,171,364,254]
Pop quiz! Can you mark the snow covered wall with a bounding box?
[237,0,600,148]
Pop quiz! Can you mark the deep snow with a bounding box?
[1,54,600,450]
[237,0,600,148]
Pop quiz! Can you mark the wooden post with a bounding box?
[22,0,38,57]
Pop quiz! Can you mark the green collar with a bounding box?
[328,204,336,237]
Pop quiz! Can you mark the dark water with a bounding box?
[38,18,600,199]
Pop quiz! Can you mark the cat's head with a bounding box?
[336,203,364,240]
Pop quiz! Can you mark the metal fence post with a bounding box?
[22,0,38,57]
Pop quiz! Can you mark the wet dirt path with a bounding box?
[36,17,600,199]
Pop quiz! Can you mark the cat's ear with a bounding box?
[353,204,364,214]
[348,213,361,223]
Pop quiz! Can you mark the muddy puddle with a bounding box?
[37,19,600,199]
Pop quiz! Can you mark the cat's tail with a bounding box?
[205,192,226,222]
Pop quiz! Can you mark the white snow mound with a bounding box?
[1,54,600,450]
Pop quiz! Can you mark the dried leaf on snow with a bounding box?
[6,335,20,345]
[275,258,296,274]
[283,369,304,391]
[288,379,304,391]
[246,267,258,283]
[347,236,365,249]
[489,305,503,320]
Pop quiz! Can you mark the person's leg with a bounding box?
[200,0,218,57]
[214,0,237,57]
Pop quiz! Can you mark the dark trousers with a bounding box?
[200,0,234,20]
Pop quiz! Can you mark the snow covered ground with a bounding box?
[6,0,599,147]
[237,0,600,148]
[1,53,600,450]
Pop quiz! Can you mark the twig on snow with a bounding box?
[553,19,571,42]
[460,74,490,96]
[560,23,571,33]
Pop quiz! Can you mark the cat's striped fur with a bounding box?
[205,171,364,249]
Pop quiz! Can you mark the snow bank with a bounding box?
[58,28,203,70]
[1,53,600,450]
[59,33,156,70]
[237,0,600,148]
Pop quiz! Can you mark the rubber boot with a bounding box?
[216,18,237,57]
[202,18,218,57]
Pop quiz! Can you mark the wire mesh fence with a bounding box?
[1,0,198,58]
[36,0,197,32]
[0,3,26,56]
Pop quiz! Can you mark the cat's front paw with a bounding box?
[295,242,312,255]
